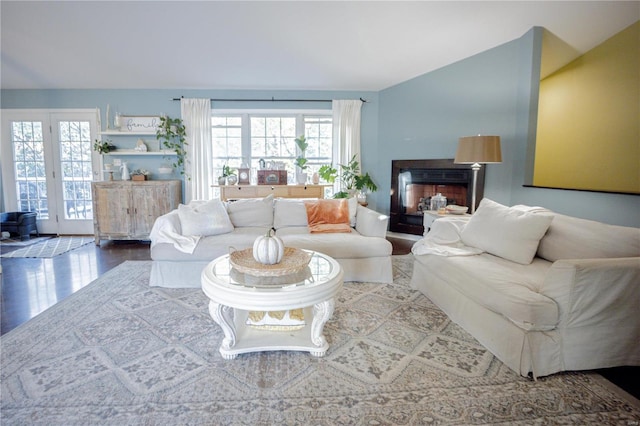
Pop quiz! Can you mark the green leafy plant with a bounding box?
[294,135,309,170]
[221,164,235,177]
[156,116,188,177]
[318,164,338,183]
[318,155,377,198]
[93,139,116,154]
[131,169,149,176]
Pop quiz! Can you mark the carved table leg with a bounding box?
[208,301,237,359]
[310,299,335,357]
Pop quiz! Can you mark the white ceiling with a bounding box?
[1,1,638,91]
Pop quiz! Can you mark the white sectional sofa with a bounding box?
[149,195,392,288]
[410,198,640,378]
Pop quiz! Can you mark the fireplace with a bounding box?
[389,159,485,235]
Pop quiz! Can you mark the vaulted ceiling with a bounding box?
[1,1,638,91]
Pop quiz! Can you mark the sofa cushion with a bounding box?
[304,199,351,233]
[537,213,640,262]
[273,198,309,229]
[151,227,269,261]
[227,194,274,227]
[277,227,392,259]
[177,199,233,237]
[461,198,553,265]
[414,252,558,331]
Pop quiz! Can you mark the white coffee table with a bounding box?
[201,250,343,359]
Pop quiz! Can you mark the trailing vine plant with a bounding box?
[156,116,188,178]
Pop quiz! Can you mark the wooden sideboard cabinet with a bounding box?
[92,180,182,246]
[216,184,329,201]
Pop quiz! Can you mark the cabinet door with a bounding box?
[131,183,180,237]
[93,183,131,236]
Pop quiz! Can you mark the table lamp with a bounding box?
[454,135,502,213]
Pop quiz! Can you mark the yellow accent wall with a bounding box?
[534,21,639,193]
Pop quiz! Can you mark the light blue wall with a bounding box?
[3,31,639,227]
[376,28,640,227]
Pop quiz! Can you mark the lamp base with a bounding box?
[470,163,481,214]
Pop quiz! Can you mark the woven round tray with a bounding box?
[229,247,312,277]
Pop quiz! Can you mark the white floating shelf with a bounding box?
[100,130,157,136]
[104,150,175,156]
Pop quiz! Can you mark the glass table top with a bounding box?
[209,250,338,290]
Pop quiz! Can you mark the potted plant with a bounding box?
[318,155,378,199]
[156,116,188,178]
[219,164,236,185]
[131,169,150,181]
[93,139,116,154]
[294,135,309,184]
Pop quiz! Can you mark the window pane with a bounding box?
[304,116,332,164]
[58,121,94,220]
[212,115,244,181]
[11,121,49,218]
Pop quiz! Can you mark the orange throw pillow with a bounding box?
[304,199,352,234]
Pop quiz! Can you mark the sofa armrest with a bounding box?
[149,210,200,254]
[540,257,640,329]
[355,205,389,238]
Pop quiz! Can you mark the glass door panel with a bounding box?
[8,118,57,232]
[51,114,98,234]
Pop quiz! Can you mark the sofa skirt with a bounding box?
[150,260,211,288]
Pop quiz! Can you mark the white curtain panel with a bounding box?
[181,98,212,202]
[332,99,363,192]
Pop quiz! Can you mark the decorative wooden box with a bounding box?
[132,175,148,181]
[257,170,287,185]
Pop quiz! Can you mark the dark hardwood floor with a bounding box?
[1,234,638,400]
[1,238,151,334]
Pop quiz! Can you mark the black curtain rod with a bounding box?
[170,96,368,103]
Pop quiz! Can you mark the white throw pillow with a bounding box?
[273,199,309,229]
[461,198,553,265]
[226,194,274,227]
[177,199,234,237]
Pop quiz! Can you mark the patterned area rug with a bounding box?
[1,257,638,424]
[0,235,52,247]
[0,236,92,258]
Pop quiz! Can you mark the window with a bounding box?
[11,121,48,218]
[211,111,332,187]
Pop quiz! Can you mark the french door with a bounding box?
[1,109,100,235]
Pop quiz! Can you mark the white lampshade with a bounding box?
[454,135,502,164]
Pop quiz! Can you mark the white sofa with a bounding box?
[149,195,392,288]
[410,198,640,378]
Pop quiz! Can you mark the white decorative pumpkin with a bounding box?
[252,228,284,265]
